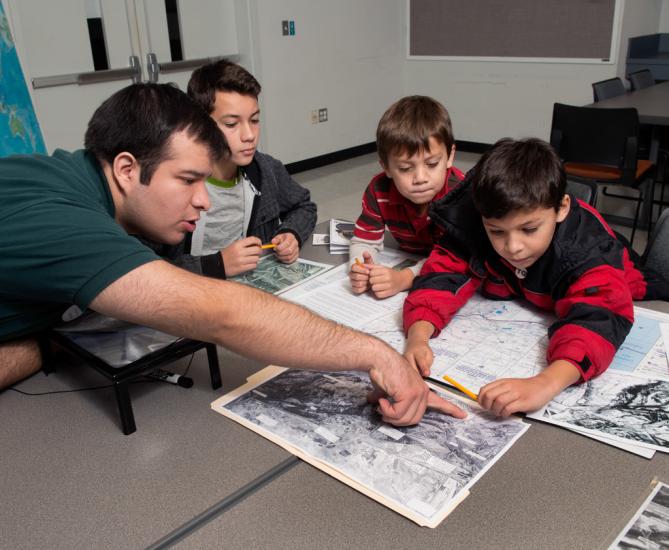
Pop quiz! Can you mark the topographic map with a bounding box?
[363,294,552,394]
[282,251,669,456]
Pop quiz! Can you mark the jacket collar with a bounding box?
[428,172,491,271]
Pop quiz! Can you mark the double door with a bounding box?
[4,0,239,150]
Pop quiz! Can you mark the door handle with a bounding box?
[32,56,142,89]
[145,53,240,83]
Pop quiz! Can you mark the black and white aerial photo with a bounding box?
[531,371,669,452]
[610,482,669,549]
[217,368,528,527]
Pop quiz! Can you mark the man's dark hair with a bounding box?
[187,60,261,113]
[471,138,566,219]
[85,83,227,184]
[376,95,455,167]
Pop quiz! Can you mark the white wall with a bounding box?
[617,0,665,78]
[247,0,664,162]
[400,0,662,146]
[661,0,669,30]
[2,0,238,152]
[246,0,404,163]
[5,0,666,161]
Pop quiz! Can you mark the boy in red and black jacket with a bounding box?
[403,138,669,417]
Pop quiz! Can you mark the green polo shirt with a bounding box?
[0,149,159,341]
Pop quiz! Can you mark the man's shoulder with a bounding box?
[0,148,107,211]
[0,148,92,173]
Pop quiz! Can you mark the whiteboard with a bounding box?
[407,0,621,64]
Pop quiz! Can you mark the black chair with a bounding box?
[550,103,656,247]
[627,69,655,91]
[626,69,659,163]
[642,207,669,282]
[565,178,598,206]
[626,69,669,218]
[592,77,626,102]
[46,312,221,435]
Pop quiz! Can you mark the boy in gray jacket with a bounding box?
[176,60,317,278]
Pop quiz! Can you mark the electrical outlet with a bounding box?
[281,20,289,36]
[310,110,319,124]
[318,108,328,122]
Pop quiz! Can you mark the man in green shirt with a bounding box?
[0,83,464,426]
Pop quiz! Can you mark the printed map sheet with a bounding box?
[283,249,669,457]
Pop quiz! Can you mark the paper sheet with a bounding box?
[212,367,529,528]
[328,218,352,254]
[610,310,669,381]
[284,250,669,457]
[281,250,419,323]
[608,482,669,549]
[228,255,333,295]
[526,371,669,453]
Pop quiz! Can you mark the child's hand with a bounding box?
[369,266,414,299]
[272,233,299,264]
[404,320,437,377]
[221,236,262,277]
[404,340,433,377]
[349,251,373,294]
[477,377,557,417]
[478,360,581,417]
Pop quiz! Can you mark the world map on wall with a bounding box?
[0,3,45,156]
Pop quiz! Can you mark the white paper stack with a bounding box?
[329,218,353,254]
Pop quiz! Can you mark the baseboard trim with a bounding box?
[285,140,491,175]
[286,143,376,174]
[455,140,491,154]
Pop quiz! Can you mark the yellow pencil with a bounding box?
[260,243,276,250]
[442,373,478,401]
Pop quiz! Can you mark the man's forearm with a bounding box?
[200,280,393,373]
[91,261,464,426]
[90,260,392,374]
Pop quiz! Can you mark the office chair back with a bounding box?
[550,103,640,181]
[628,69,655,91]
[643,207,669,282]
[550,103,656,246]
[565,178,598,206]
[592,77,626,102]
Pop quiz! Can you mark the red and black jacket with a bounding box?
[403,177,669,382]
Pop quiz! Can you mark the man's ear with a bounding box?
[111,152,141,195]
[556,194,571,223]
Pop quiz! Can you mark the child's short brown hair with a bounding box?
[376,96,454,166]
[187,59,261,114]
[471,138,566,219]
